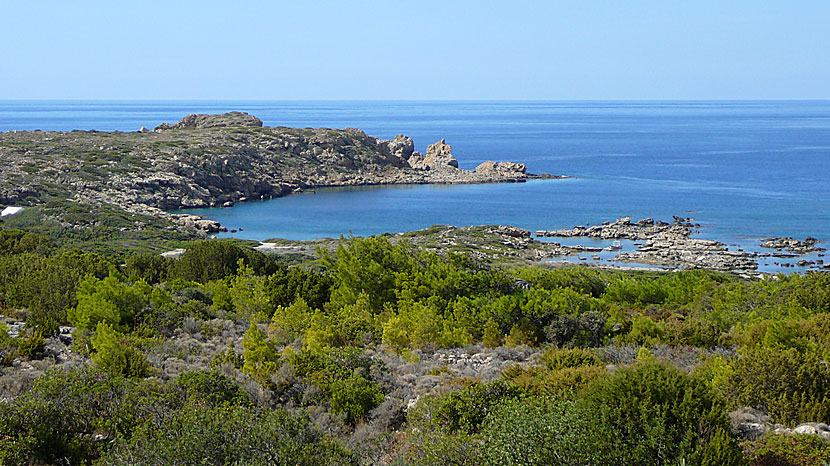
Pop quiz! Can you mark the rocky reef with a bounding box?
[0,112,563,236]
[536,217,759,272]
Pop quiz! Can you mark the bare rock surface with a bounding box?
[536,216,760,272]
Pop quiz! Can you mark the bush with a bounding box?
[329,375,384,426]
[170,240,276,283]
[744,433,830,466]
[15,328,45,359]
[722,346,830,425]
[482,397,612,465]
[540,347,604,371]
[91,322,151,378]
[407,381,522,436]
[173,369,250,407]
[125,252,171,284]
[580,360,744,465]
[0,367,168,465]
[101,404,357,466]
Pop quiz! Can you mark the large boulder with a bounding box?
[154,112,263,131]
[409,139,459,169]
[377,134,415,167]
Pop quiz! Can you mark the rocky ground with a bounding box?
[0,112,563,236]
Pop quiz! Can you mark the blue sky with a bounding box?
[1,1,828,100]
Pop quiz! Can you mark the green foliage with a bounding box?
[0,249,111,329]
[266,262,333,310]
[329,375,384,425]
[481,397,613,466]
[624,315,666,345]
[173,369,250,406]
[69,273,152,332]
[0,228,52,255]
[481,318,501,348]
[580,360,741,465]
[541,347,604,371]
[0,367,167,465]
[170,240,276,283]
[91,322,151,378]
[504,363,607,399]
[241,322,280,385]
[722,346,830,425]
[745,433,830,466]
[408,381,522,436]
[15,328,45,359]
[512,265,608,297]
[101,404,357,466]
[125,252,171,284]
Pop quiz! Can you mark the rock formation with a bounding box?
[153,111,263,131]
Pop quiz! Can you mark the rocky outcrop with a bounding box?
[760,236,825,254]
[424,139,458,168]
[537,217,759,272]
[475,161,527,177]
[376,134,414,168]
[154,111,263,131]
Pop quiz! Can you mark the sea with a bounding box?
[2,100,829,273]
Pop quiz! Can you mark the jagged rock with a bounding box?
[407,152,427,169]
[377,134,414,167]
[154,111,263,131]
[423,139,459,168]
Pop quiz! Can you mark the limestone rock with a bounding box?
[377,134,414,167]
[423,139,459,168]
[154,111,263,131]
[474,161,527,176]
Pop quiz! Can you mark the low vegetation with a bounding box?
[0,229,829,465]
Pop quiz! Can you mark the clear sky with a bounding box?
[1,0,828,100]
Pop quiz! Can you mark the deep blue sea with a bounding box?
[2,100,829,272]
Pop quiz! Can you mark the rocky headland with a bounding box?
[0,112,564,236]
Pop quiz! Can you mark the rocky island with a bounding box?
[0,112,563,242]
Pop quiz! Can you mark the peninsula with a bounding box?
[0,112,562,245]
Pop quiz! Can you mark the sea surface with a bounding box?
[2,100,829,272]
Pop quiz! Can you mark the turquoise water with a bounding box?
[2,101,829,271]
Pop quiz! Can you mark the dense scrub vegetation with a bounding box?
[1,229,829,465]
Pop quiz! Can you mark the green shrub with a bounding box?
[240,323,280,385]
[0,228,52,255]
[170,240,276,283]
[125,252,171,284]
[329,375,384,425]
[91,322,151,378]
[504,364,607,398]
[15,328,45,359]
[101,404,356,466]
[482,397,612,466]
[173,369,250,406]
[68,273,152,332]
[722,346,830,425]
[745,433,830,466]
[407,381,522,436]
[580,360,743,465]
[541,347,604,371]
